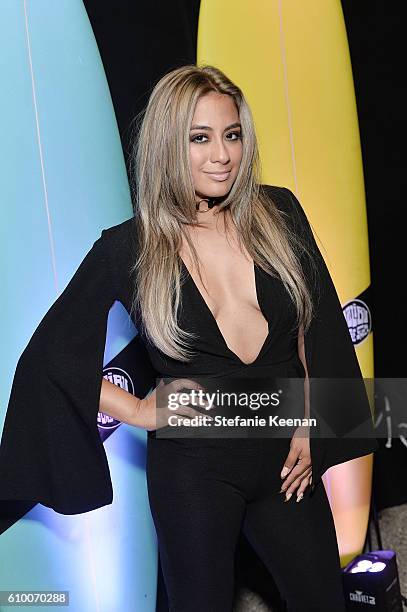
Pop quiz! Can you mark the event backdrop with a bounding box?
[0,0,376,610]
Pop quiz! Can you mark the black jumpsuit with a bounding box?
[0,185,378,611]
[144,256,347,611]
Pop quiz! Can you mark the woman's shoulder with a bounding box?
[97,217,138,291]
[100,216,138,255]
[97,186,306,255]
[101,216,137,243]
[261,183,297,213]
[261,183,311,231]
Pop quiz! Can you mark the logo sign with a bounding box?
[343,299,372,345]
[349,590,376,605]
[97,367,135,430]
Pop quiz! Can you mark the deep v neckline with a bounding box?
[179,257,271,366]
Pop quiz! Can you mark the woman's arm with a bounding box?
[297,324,310,420]
[0,224,133,522]
[100,378,210,432]
[278,330,313,501]
[100,378,144,427]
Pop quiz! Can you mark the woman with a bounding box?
[0,65,378,610]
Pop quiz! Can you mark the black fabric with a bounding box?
[146,436,346,611]
[0,185,378,535]
[0,219,137,533]
[271,186,378,487]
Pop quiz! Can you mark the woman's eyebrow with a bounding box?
[190,122,241,131]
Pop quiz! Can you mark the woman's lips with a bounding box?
[205,171,231,181]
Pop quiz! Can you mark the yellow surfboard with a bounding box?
[198,0,374,565]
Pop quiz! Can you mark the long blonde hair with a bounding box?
[128,64,317,362]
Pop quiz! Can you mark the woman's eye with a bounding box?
[191,134,208,143]
[226,131,242,141]
[190,131,242,144]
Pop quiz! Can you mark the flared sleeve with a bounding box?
[0,224,132,534]
[268,186,379,494]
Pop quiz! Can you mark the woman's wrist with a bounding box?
[132,395,156,431]
[100,378,150,430]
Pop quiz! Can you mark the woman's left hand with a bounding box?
[279,425,312,502]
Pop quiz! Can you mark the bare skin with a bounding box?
[278,324,313,501]
[179,216,269,366]
[100,91,312,500]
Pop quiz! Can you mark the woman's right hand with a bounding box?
[137,378,212,432]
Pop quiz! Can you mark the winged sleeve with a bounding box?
[268,186,379,494]
[0,224,133,533]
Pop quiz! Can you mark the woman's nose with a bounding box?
[210,138,230,163]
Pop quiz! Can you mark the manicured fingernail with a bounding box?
[296,493,304,502]
[284,492,292,502]
[281,466,291,479]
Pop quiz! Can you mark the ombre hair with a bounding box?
[128,64,317,362]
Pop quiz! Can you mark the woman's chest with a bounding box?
[178,224,258,316]
[178,229,270,365]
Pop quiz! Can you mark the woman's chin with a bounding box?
[195,180,233,199]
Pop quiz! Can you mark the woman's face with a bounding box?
[189,92,243,201]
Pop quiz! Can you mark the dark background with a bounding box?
[341,0,405,379]
[340,0,407,513]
